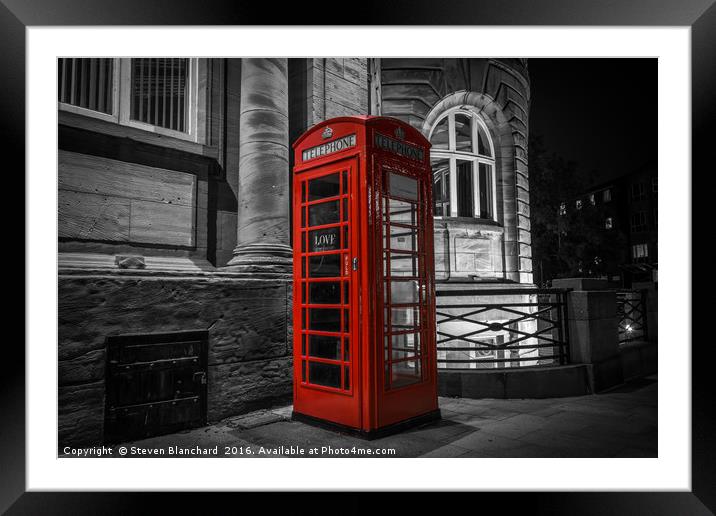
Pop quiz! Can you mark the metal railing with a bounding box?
[616,290,647,345]
[435,288,570,369]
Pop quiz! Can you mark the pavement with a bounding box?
[116,375,657,458]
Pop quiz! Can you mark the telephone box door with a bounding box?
[293,157,360,429]
[374,156,438,428]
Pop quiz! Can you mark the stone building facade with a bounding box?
[57,58,531,446]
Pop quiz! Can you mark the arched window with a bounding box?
[429,109,496,220]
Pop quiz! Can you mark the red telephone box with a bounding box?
[291,116,439,437]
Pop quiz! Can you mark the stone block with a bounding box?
[504,365,591,398]
[619,341,657,380]
[207,357,293,421]
[437,370,461,397]
[437,365,592,400]
[59,348,106,385]
[566,290,617,321]
[58,380,105,448]
[460,370,506,398]
[553,277,612,291]
[568,317,619,364]
[591,355,624,392]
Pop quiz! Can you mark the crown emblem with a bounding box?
[394,127,405,139]
[321,127,333,139]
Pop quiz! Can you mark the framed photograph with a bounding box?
[7,0,711,512]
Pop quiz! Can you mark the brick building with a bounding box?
[558,161,658,286]
[57,58,532,446]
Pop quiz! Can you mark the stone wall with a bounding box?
[289,58,370,143]
[58,270,291,447]
[433,219,505,281]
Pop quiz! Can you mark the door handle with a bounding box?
[352,257,359,271]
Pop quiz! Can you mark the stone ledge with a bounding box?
[59,268,292,280]
[438,364,592,399]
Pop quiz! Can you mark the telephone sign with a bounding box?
[292,116,439,438]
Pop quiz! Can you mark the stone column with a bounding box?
[553,278,623,391]
[226,58,292,271]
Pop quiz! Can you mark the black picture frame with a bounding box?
[5,0,712,513]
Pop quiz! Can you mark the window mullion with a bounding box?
[471,114,479,156]
[448,113,456,151]
[449,157,458,217]
[491,163,497,220]
[472,161,480,218]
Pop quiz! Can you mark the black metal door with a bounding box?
[105,330,208,443]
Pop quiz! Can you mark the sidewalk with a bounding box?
[118,375,657,458]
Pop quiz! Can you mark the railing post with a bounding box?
[560,291,571,365]
[552,278,622,392]
[637,284,658,343]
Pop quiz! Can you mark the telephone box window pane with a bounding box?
[342,198,348,221]
[386,198,416,225]
[454,113,472,153]
[301,207,306,228]
[388,172,418,201]
[309,362,341,389]
[343,226,348,249]
[343,337,349,360]
[389,253,418,277]
[343,282,349,304]
[309,227,340,252]
[391,360,422,388]
[308,254,341,277]
[389,307,420,331]
[309,200,340,227]
[457,161,474,217]
[389,226,418,253]
[389,280,419,304]
[308,174,340,201]
[343,309,349,332]
[342,170,348,194]
[308,308,341,333]
[301,360,306,382]
[344,366,350,390]
[391,333,421,359]
[301,334,306,355]
[308,335,341,360]
[309,282,341,304]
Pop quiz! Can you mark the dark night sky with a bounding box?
[528,58,657,186]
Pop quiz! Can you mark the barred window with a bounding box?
[131,58,188,132]
[58,58,201,142]
[58,58,114,114]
